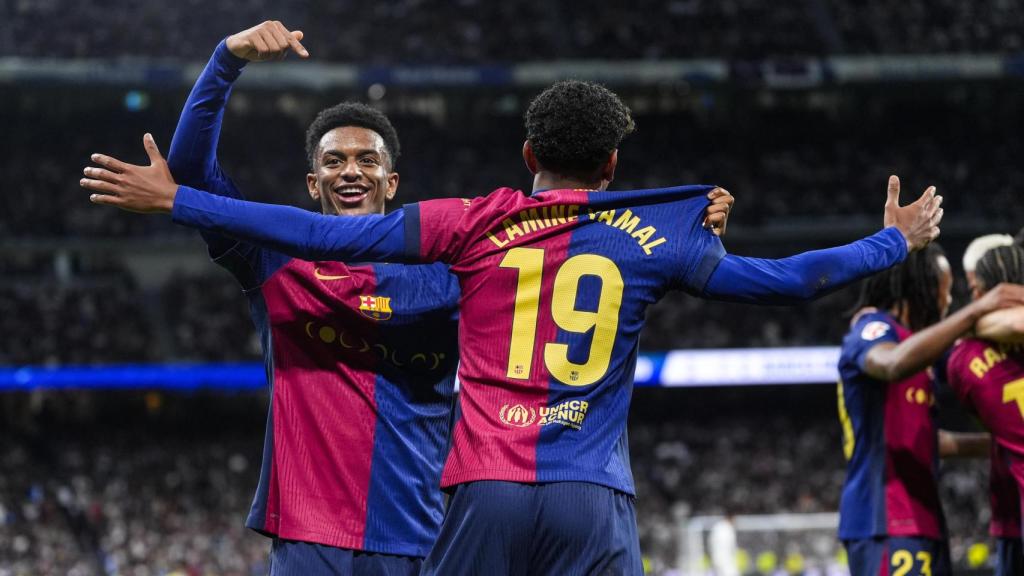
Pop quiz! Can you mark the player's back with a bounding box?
[948,338,1024,487]
[409,184,724,493]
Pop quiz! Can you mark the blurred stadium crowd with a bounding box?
[0,388,994,576]
[3,0,1024,61]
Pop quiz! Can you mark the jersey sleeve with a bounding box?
[172,186,412,263]
[403,190,513,264]
[848,312,901,374]
[665,196,727,293]
[702,227,908,304]
[165,40,285,289]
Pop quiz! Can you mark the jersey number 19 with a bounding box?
[500,247,624,387]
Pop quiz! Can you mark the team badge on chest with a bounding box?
[358,295,393,321]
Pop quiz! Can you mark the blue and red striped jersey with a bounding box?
[405,186,724,493]
[165,42,460,557]
[836,311,944,540]
[233,254,459,556]
[947,338,1024,538]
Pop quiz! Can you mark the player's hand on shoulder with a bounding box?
[703,187,733,237]
[226,20,309,62]
[882,175,943,252]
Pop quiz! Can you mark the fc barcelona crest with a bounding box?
[358,295,393,321]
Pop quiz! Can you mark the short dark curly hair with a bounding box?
[305,102,401,171]
[525,80,635,180]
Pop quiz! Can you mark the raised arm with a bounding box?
[165,40,244,188]
[167,20,307,188]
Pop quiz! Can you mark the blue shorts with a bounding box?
[995,537,1024,576]
[422,480,642,576]
[269,538,422,576]
[844,537,951,576]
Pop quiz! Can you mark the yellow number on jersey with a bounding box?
[500,248,544,380]
[837,380,855,460]
[500,248,624,386]
[891,550,914,576]
[916,551,932,576]
[1002,378,1024,419]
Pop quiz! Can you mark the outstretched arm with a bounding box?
[702,228,907,303]
[975,306,1024,343]
[83,134,411,263]
[171,185,411,263]
[702,176,942,303]
[859,284,1024,382]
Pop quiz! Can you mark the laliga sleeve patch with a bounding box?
[860,320,891,341]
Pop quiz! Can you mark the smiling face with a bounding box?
[306,126,399,216]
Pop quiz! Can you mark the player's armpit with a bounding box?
[938,430,990,458]
[975,306,1024,343]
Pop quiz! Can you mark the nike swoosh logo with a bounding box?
[314,268,350,281]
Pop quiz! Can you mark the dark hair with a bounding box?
[304,102,400,170]
[851,244,946,331]
[524,80,635,180]
[976,245,1024,291]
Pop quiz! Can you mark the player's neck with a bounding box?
[532,171,605,193]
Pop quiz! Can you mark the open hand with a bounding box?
[703,187,734,237]
[883,175,942,252]
[81,134,178,214]
[226,20,308,61]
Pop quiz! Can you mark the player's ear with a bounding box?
[523,140,539,175]
[307,171,320,201]
[601,149,618,184]
[385,171,399,202]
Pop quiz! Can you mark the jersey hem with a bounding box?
[442,468,636,496]
[245,520,431,557]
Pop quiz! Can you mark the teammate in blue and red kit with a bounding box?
[960,236,1023,576]
[161,22,460,576]
[947,246,1024,576]
[836,243,1024,576]
[84,80,940,575]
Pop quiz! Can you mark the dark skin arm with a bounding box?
[863,283,1024,382]
[975,306,1024,344]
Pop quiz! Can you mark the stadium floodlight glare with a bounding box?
[0,347,842,390]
